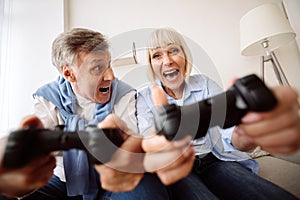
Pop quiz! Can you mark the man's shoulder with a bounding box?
[36,76,63,93]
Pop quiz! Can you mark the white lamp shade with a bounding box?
[240,3,296,56]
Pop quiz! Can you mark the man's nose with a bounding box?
[102,67,115,81]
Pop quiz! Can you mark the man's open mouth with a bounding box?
[99,86,109,93]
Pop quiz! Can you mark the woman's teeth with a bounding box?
[163,69,179,78]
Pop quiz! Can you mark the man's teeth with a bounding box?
[163,69,179,77]
[99,87,109,93]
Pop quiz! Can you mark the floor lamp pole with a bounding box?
[260,51,290,86]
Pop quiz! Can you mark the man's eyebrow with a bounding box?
[90,58,106,64]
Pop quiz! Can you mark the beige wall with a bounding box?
[1,0,299,136]
[66,0,300,90]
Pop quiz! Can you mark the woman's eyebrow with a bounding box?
[152,43,176,50]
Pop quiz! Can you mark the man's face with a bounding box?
[67,50,115,104]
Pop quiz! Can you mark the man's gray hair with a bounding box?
[51,28,109,72]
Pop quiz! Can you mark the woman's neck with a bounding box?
[163,83,184,100]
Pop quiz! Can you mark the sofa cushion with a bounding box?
[256,155,300,198]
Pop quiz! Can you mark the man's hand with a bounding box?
[142,85,195,185]
[0,116,56,198]
[232,86,300,154]
[94,114,144,192]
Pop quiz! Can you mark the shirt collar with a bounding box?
[184,77,203,99]
[155,76,204,102]
[72,88,95,109]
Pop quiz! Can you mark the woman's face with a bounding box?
[150,44,186,96]
[68,50,115,104]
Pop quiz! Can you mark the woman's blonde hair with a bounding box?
[146,28,193,81]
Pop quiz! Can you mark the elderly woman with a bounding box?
[137,27,299,200]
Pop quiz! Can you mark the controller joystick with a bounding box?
[154,74,278,141]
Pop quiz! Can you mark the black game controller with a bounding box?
[154,74,278,141]
[2,126,125,169]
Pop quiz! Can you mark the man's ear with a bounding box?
[62,65,76,82]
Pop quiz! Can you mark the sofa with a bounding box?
[251,148,300,198]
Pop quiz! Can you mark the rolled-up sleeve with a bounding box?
[220,126,238,152]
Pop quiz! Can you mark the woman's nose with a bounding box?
[162,54,173,66]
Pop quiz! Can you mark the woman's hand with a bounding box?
[142,85,195,185]
[143,134,194,185]
[232,86,300,154]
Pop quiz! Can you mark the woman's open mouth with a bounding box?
[163,69,179,81]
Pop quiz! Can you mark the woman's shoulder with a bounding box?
[137,85,152,96]
[188,74,212,85]
[188,74,222,93]
[189,73,211,80]
[136,86,155,108]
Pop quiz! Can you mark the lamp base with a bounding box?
[260,51,290,86]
